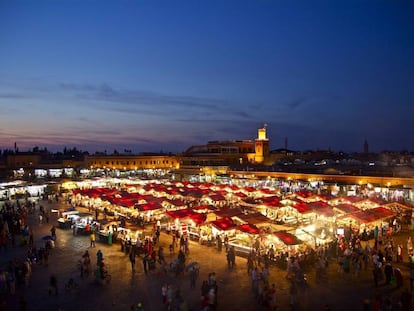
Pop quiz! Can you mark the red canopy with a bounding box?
[136,201,162,211]
[237,223,260,235]
[274,231,303,245]
[166,209,207,225]
[292,202,313,214]
[308,201,334,217]
[345,207,395,224]
[261,196,281,208]
[209,194,227,202]
[210,217,236,231]
[335,203,360,214]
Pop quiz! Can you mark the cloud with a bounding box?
[287,97,308,110]
[58,82,257,120]
[0,93,28,99]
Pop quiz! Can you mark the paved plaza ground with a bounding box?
[1,199,413,311]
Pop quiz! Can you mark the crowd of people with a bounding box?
[0,197,59,310]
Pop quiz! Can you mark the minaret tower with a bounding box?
[364,139,369,154]
[254,124,270,163]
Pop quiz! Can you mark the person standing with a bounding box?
[189,266,198,289]
[289,280,298,308]
[161,283,168,304]
[82,250,91,275]
[226,246,236,269]
[158,247,165,265]
[407,237,413,255]
[372,266,381,287]
[397,244,403,263]
[50,226,56,241]
[129,251,136,271]
[384,262,393,285]
[79,259,85,278]
[28,228,34,246]
[142,255,148,275]
[217,235,222,252]
[49,274,58,296]
[90,232,96,248]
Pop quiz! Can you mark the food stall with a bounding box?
[264,230,304,262]
[98,223,143,248]
[228,223,260,257]
[165,208,207,240]
[57,208,79,229]
[335,206,395,237]
[70,213,97,235]
[97,221,119,244]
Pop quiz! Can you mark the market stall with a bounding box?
[98,223,143,249]
[71,213,97,235]
[264,230,304,261]
[336,206,395,236]
[57,208,79,229]
[228,223,260,256]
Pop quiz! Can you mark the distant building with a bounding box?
[179,125,271,167]
[6,152,42,169]
[84,153,178,171]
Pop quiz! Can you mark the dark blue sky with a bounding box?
[1,0,413,153]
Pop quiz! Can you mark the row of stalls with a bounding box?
[56,205,145,247]
[64,180,412,259]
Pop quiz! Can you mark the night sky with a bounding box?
[1,0,413,154]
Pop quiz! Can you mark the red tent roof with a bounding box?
[343,195,364,203]
[292,202,313,214]
[210,217,236,231]
[234,192,248,198]
[237,223,260,235]
[192,205,216,211]
[243,186,256,192]
[345,206,395,224]
[261,196,281,207]
[335,203,360,214]
[295,190,313,198]
[136,201,162,211]
[236,212,271,225]
[274,231,303,245]
[168,199,186,207]
[214,208,243,218]
[209,194,227,202]
[308,201,334,217]
[166,209,207,225]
